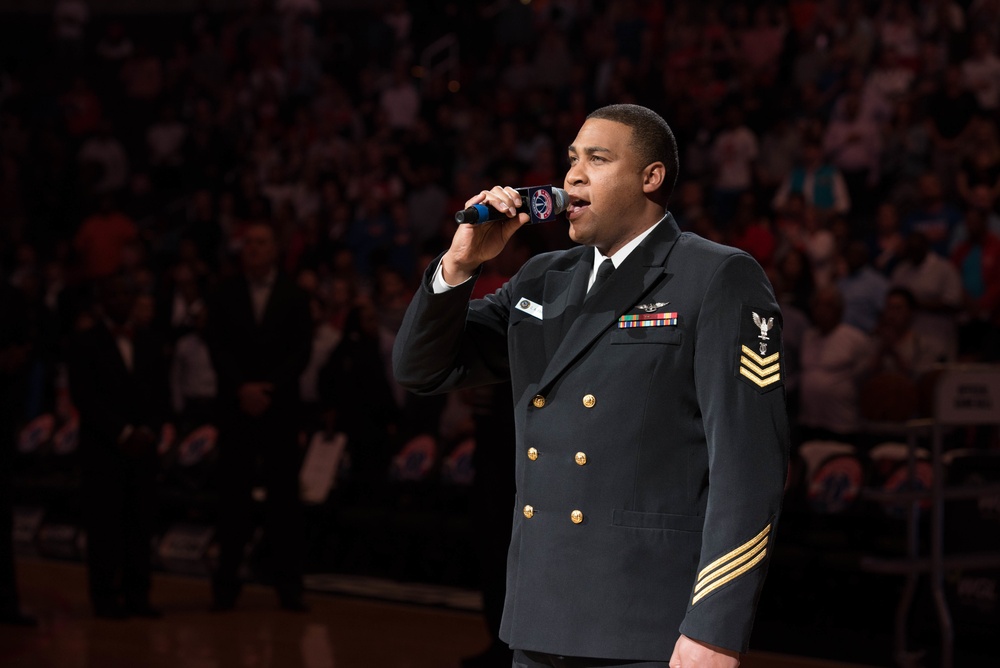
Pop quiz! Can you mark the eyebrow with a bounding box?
[568,145,613,155]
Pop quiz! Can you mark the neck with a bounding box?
[246,266,274,282]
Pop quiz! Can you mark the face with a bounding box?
[564,118,654,256]
[882,294,912,330]
[241,224,278,275]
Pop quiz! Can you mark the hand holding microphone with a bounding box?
[443,185,561,284]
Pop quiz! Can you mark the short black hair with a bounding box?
[886,287,917,310]
[586,104,679,203]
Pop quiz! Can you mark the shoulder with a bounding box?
[677,233,759,273]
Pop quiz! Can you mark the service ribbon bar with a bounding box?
[618,312,678,328]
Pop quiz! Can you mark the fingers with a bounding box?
[464,185,523,217]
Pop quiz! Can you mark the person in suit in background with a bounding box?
[66,273,168,619]
[0,285,37,626]
[205,221,312,612]
[394,105,789,667]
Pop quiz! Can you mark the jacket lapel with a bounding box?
[541,248,591,360]
[535,215,682,394]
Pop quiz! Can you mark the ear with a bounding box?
[641,161,666,195]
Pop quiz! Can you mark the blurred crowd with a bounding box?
[2,0,1000,470]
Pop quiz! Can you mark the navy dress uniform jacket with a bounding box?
[393,215,789,659]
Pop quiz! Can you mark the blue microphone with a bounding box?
[455,185,568,225]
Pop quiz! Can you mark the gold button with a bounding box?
[575,452,587,466]
[571,510,584,524]
[523,505,535,519]
[532,395,546,408]
[582,394,596,408]
[527,447,538,461]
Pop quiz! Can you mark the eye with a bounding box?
[591,155,606,163]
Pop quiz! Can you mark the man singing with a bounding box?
[393,105,789,668]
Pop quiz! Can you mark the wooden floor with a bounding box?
[0,559,876,668]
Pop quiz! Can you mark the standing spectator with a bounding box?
[66,274,168,619]
[205,222,312,612]
[951,206,1000,360]
[891,231,963,361]
[956,148,1000,212]
[379,60,419,133]
[146,106,187,192]
[879,99,930,213]
[709,106,759,226]
[77,121,128,195]
[869,201,907,276]
[926,64,980,190]
[772,141,851,217]
[960,32,1000,117]
[73,196,138,280]
[169,306,216,432]
[837,241,889,334]
[901,172,963,256]
[798,285,875,443]
[870,287,949,379]
[318,301,399,490]
[61,77,103,138]
[823,91,881,217]
[0,285,35,626]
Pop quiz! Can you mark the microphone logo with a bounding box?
[528,186,555,223]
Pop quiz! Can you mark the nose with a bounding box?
[565,162,586,187]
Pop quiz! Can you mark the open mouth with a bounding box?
[567,197,590,219]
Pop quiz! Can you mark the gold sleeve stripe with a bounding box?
[692,548,768,606]
[741,346,779,367]
[694,533,768,594]
[740,356,780,377]
[739,367,781,388]
[697,524,771,581]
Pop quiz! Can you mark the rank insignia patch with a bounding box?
[736,304,783,393]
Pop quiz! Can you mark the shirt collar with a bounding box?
[591,214,666,271]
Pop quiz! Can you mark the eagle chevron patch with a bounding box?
[735,304,783,393]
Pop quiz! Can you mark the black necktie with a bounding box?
[588,258,615,298]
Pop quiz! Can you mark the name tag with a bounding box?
[515,297,544,320]
[618,312,678,328]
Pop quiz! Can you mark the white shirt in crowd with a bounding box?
[799,322,875,435]
[170,332,217,413]
[710,126,759,191]
[890,253,963,361]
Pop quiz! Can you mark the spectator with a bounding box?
[77,121,129,195]
[869,201,907,276]
[709,106,759,226]
[823,91,881,216]
[798,285,875,442]
[890,231,963,361]
[951,205,1000,360]
[66,274,168,619]
[926,64,980,187]
[772,140,851,217]
[73,196,138,280]
[901,172,963,256]
[0,285,36,626]
[960,32,1000,116]
[170,306,216,431]
[879,99,930,213]
[318,301,399,490]
[205,222,313,612]
[837,240,889,334]
[870,287,949,378]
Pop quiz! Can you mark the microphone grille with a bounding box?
[551,187,569,213]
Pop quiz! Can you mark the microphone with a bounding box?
[455,185,568,225]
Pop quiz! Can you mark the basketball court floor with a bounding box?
[0,558,876,668]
